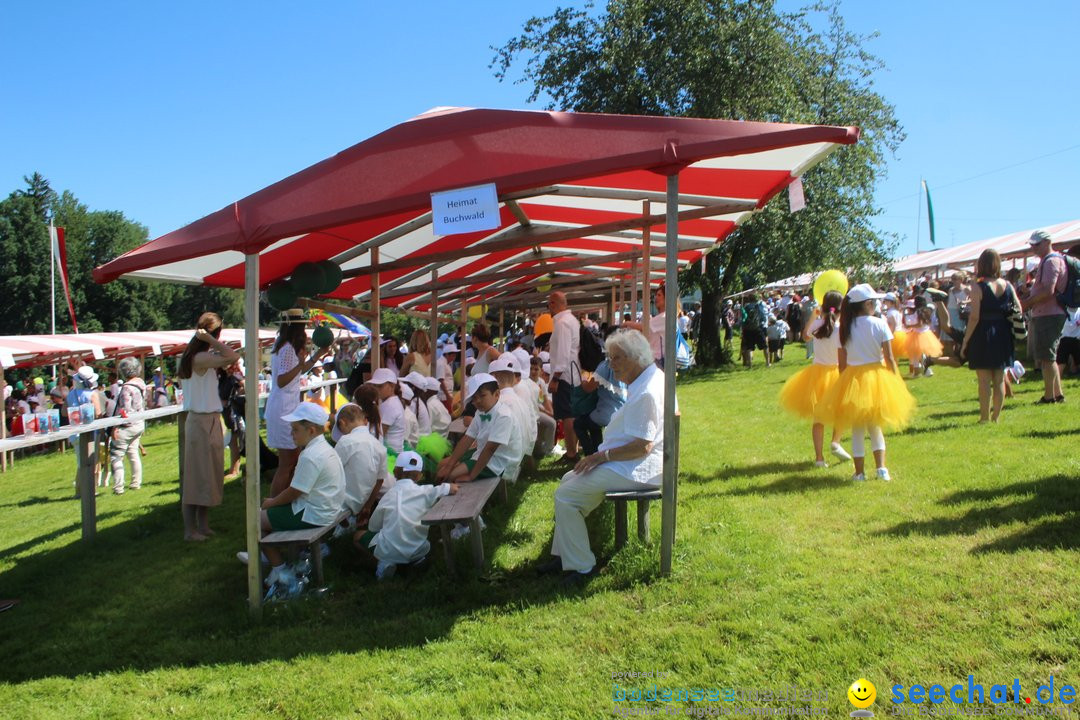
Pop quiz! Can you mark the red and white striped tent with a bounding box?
[0,329,276,370]
[94,107,857,312]
[92,107,859,613]
[893,218,1080,277]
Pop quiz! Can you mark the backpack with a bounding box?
[578,324,605,372]
[1052,253,1080,310]
[742,302,764,330]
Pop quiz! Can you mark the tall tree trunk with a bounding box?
[695,250,725,366]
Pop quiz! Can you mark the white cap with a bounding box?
[511,348,531,375]
[442,342,459,353]
[542,362,551,375]
[330,402,358,443]
[281,402,330,427]
[423,376,441,392]
[465,357,475,366]
[538,351,550,362]
[489,354,518,375]
[394,451,424,473]
[402,371,426,387]
[846,283,885,303]
[369,368,398,385]
[400,383,414,402]
[464,372,497,404]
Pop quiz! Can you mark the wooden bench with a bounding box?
[605,487,662,550]
[259,509,350,588]
[421,477,501,576]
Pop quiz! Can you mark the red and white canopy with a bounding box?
[893,218,1080,276]
[94,107,858,311]
[0,329,276,370]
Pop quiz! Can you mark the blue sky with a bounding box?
[2,1,1076,261]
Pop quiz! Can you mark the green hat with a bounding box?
[15,381,25,391]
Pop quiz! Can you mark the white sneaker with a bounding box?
[830,442,852,461]
[850,473,866,482]
[375,561,397,581]
[814,460,828,468]
[236,550,269,566]
[264,563,293,588]
[876,467,892,482]
[923,367,934,377]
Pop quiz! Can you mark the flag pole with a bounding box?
[50,220,56,335]
[915,179,922,255]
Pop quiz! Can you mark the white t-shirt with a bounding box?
[335,426,388,514]
[289,435,346,526]
[677,313,690,334]
[404,405,420,447]
[465,397,524,476]
[507,382,538,446]
[549,309,581,385]
[599,362,666,485]
[648,313,665,360]
[807,317,840,367]
[843,315,893,367]
[1062,308,1080,340]
[885,308,903,332]
[380,395,406,453]
[368,478,450,565]
[426,395,451,437]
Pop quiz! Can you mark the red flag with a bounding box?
[50,225,78,333]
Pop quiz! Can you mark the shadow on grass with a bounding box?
[721,473,850,497]
[1024,428,1080,439]
[925,409,978,420]
[0,459,656,683]
[0,494,78,510]
[681,461,811,484]
[875,474,1080,554]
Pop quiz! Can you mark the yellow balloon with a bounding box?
[813,270,849,306]
[468,304,486,320]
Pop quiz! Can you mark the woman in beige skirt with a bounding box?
[177,313,240,541]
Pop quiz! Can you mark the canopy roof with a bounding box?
[0,329,275,371]
[94,107,858,311]
[893,218,1080,276]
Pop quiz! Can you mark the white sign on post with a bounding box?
[431,183,500,236]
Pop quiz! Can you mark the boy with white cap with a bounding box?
[494,353,539,458]
[250,402,345,594]
[424,376,452,437]
[355,451,458,580]
[437,373,522,483]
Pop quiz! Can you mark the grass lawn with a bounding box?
[0,354,1078,718]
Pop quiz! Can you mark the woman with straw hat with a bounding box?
[266,309,334,496]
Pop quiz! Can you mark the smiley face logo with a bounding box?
[848,678,876,709]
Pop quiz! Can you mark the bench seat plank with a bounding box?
[421,478,499,525]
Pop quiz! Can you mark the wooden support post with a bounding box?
[370,247,381,374]
[0,373,6,473]
[78,431,97,541]
[631,256,639,321]
[642,199,652,317]
[607,284,616,327]
[243,252,263,619]
[429,269,439,377]
[459,300,468,411]
[660,174,679,576]
[177,410,187,496]
[498,304,505,351]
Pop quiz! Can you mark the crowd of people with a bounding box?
[771,231,1078,478]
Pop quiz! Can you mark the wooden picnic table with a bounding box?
[421,477,501,576]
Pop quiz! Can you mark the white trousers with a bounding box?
[550,466,659,573]
[850,424,885,457]
[110,423,144,491]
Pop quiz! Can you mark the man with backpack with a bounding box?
[1026,230,1072,404]
[547,291,582,462]
[740,293,771,368]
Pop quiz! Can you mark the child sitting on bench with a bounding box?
[436,373,522,483]
[354,451,458,580]
[257,402,345,591]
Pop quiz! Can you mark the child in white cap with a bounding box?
[367,368,406,453]
[437,373,521,483]
[355,451,458,580]
[248,402,345,594]
[424,376,452,437]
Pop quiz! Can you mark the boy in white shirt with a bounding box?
[437,373,522,482]
[254,402,345,591]
[355,451,458,580]
[491,355,535,464]
[424,376,452,437]
[334,403,388,523]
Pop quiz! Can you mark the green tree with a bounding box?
[493,0,902,365]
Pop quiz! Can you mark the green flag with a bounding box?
[922,180,936,246]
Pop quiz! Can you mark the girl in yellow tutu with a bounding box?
[905,304,944,377]
[883,293,906,361]
[779,291,851,467]
[819,284,916,482]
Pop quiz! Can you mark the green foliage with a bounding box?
[493,0,903,366]
[0,176,246,336]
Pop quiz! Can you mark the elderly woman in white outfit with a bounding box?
[539,329,665,585]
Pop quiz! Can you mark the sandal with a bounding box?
[1035,397,1056,405]
[1055,395,1066,403]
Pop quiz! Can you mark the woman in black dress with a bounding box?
[961,249,1022,423]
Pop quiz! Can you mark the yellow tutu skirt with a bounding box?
[891,329,908,362]
[905,330,943,360]
[817,363,916,431]
[779,364,839,421]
